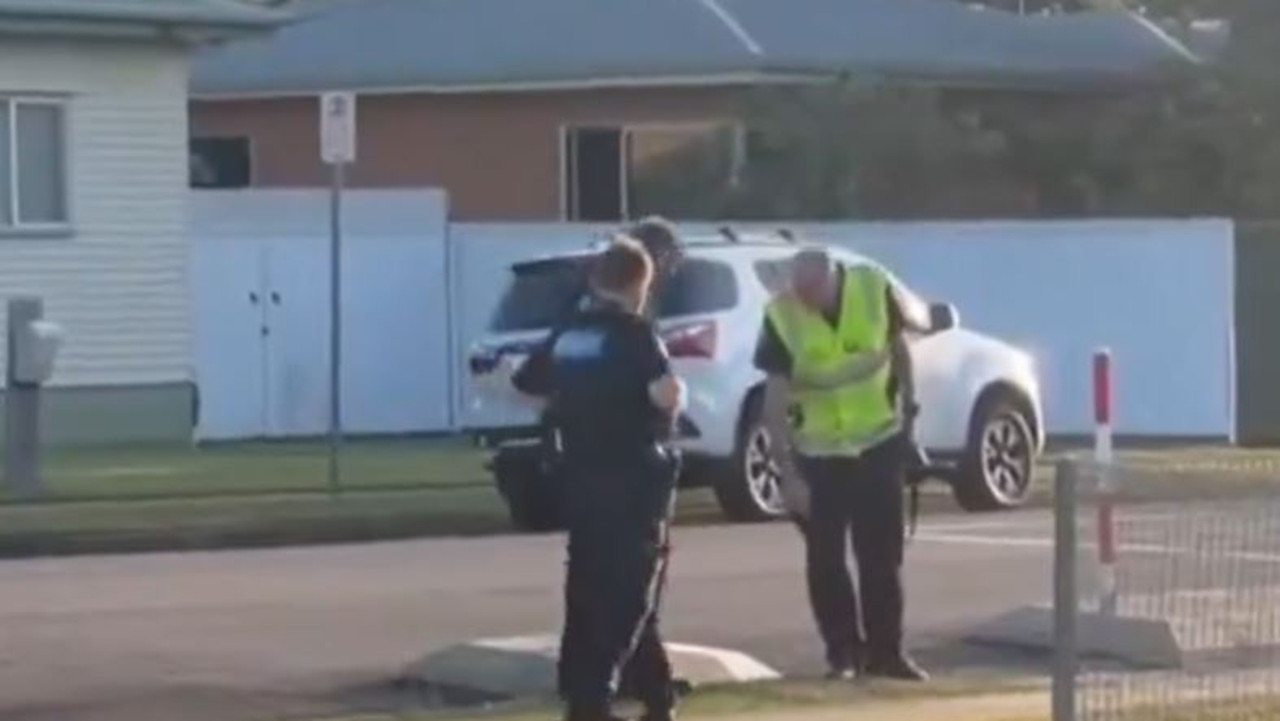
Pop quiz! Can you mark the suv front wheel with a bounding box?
[714,393,788,522]
[952,390,1036,512]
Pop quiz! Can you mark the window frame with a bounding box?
[0,95,72,238]
[558,121,745,222]
[189,134,256,190]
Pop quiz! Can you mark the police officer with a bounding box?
[753,246,928,682]
[521,216,684,709]
[514,237,685,721]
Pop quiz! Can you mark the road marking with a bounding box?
[921,520,1050,532]
[919,511,1185,535]
[69,466,174,479]
[915,532,1280,564]
[914,532,1054,549]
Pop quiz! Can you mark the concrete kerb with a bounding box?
[404,634,781,700]
[966,605,1183,669]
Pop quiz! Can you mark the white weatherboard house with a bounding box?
[0,0,284,443]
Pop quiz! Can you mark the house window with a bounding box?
[562,126,625,221]
[190,136,252,189]
[0,98,69,231]
[561,123,744,222]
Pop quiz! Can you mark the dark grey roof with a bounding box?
[194,0,761,95]
[191,0,1203,96]
[0,0,289,29]
[724,0,1201,86]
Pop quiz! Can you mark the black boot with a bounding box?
[565,703,626,721]
[824,644,865,681]
[824,665,856,681]
[864,653,928,682]
[639,706,677,721]
[636,681,682,721]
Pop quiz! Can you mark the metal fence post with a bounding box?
[1053,458,1080,721]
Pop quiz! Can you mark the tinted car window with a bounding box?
[490,259,588,332]
[655,258,738,317]
[490,256,738,331]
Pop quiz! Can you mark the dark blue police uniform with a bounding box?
[514,299,680,721]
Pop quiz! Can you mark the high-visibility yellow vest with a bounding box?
[765,266,900,457]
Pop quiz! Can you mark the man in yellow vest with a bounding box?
[753,245,927,682]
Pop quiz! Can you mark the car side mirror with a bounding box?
[929,302,959,333]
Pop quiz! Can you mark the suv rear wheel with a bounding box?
[492,448,564,532]
[714,393,787,522]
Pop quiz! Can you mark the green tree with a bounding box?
[632,80,995,220]
[633,0,1280,220]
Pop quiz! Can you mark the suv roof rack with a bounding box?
[587,224,798,250]
[711,225,798,245]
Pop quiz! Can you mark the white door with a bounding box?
[264,236,331,437]
[192,238,270,440]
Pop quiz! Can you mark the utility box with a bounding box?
[5,296,62,499]
[11,319,63,386]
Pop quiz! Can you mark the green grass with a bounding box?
[315,676,1048,721]
[0,440,1276,558]
[13,438,1280,505]
[0,484,725,557]
[0,437,731,556]
[316,681,1280,721]
[0,486,505,557]
[1,437,489,502]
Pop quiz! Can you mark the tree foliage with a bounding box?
[631,2,1280,220]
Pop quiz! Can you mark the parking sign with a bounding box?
[320,92,357,164]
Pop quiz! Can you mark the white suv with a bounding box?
[466,232,1045,530]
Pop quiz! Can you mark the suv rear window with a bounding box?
[490,256,738,332]
[490,258,588,332]
[655,258,738,317]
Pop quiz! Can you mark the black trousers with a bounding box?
[797,436,907,670]
[556,458,677,713]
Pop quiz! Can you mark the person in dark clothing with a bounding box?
[627,216,683,308]
[514,237,686,721]
[521,216,686,708]
[753,247,928,682]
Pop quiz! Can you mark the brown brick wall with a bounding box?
[189,87,742,221]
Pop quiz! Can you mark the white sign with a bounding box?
[320,91,357,164]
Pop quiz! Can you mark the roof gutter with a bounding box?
[0,3,289,42]
[189,71,825,100]
[188,64,1175,101]
[0,17,278,43]
[0,5,287,29]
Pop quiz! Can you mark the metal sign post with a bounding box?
[320,91,356,497]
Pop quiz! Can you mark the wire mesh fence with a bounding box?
[1059,457,1280,721]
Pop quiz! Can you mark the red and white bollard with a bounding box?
[1093,348,1118,615]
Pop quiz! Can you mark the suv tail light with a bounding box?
[661,321,718,359]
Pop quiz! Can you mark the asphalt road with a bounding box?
[0,510,1066,721]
